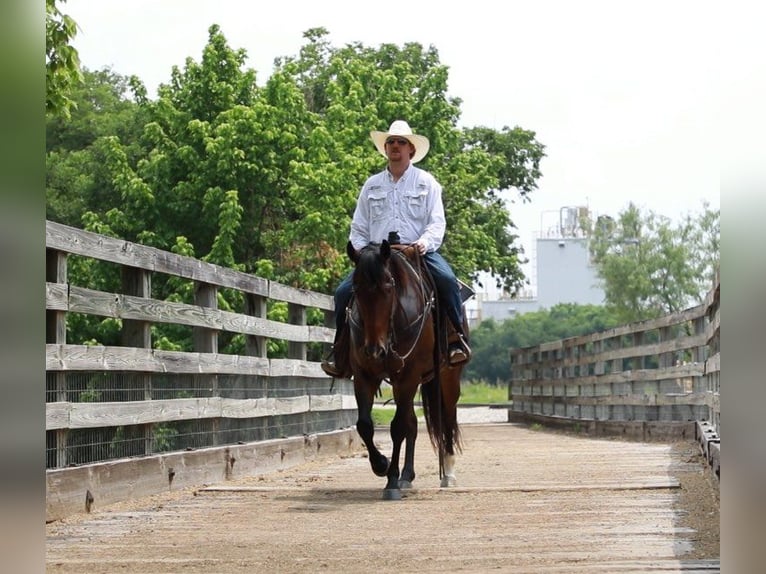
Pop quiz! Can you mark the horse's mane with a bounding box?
[356,244,387,287]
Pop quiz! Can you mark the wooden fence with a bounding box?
[45,221,361,520]
[46,220,721,519]
[509,275,720,476]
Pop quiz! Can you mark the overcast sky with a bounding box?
[65,0,726,294]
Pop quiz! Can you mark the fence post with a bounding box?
[194,282,219,444]
[122,266,152,454]
[245,293,268,358]
[46,248,68,468]
[288,303,307,360]
[633,331,645,370]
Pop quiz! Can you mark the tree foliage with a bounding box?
[47,68,147,225]
[46,25,548,351]
[46,0,82,119]
[464,304,622,384]
[47,25,545,300]
[587,202,719,323]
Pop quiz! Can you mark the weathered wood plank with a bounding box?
[46,220,334,310]
[705,352,720,374]
[50,284,335,343]
[270,281,335,311]
[47,394,357,430]
[309,394,343,411]
[511,364,705,387]
[46,282,68,310]
[533,305,707,353]
[511,392,710,407]
[45,428,364,522]
[515,334,708,369]
[49,344,319,375]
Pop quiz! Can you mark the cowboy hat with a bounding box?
[370,120,430,163]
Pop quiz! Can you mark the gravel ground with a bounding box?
[670,440,721,558]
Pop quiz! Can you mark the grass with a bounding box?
[371,380,509,426]
[459,381,509,404]
[371,407,423,427]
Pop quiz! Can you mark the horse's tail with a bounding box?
[420,374,462,459]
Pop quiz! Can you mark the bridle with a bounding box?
[348,248,433,372]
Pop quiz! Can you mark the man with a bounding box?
[321,120,471,378]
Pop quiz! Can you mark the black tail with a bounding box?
[420,376,462,459]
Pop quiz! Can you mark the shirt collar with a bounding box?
[386,164,412,183]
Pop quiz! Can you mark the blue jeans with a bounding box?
[333,251,464,335]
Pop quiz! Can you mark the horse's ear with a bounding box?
[380,239,391,261]
[347,241,359,263]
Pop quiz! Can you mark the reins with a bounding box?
[387,248,433,368]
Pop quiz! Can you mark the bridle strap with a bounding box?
[387,249,433,369]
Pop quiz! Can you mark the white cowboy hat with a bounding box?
[370,120,430,163]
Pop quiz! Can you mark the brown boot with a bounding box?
[448,334,471,366]
[321,326,350,378]
[321,352,345,378]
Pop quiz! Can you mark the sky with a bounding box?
[64,0,725,296]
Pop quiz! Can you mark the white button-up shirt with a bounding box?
[349,165,446,253]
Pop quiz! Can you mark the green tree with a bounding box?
[46,68,145,226]
[587,202,719,323]
[47,67,144,152]
[464,304,622,384]
[46,25,547,351]
[46,0,82,119]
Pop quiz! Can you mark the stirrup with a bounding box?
[321,344,349,378]
[448,336,471,365]
[321,359,345,378]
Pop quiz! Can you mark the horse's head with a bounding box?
[348,240,396,362]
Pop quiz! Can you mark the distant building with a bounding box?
[468,206,605,326]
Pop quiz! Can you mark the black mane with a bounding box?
[357,243,386,287]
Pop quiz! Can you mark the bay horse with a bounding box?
[346,239,465,500]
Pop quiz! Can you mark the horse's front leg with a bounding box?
[354,376,388,477]
[384,390,418,499]
[383,406,406,500]
[398,404,419,489]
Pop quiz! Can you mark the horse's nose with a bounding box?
[364,344,387,360]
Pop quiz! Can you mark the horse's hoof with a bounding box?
[440,475,457,488]
[383,488,402,501]
[398,479,413,490]
[371,456,389,477]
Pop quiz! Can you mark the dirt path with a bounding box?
[46,422,719,573]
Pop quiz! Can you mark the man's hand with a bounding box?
[412,239,427,255]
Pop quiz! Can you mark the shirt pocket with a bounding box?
[403,188,428,221]
[367,190,390,221]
